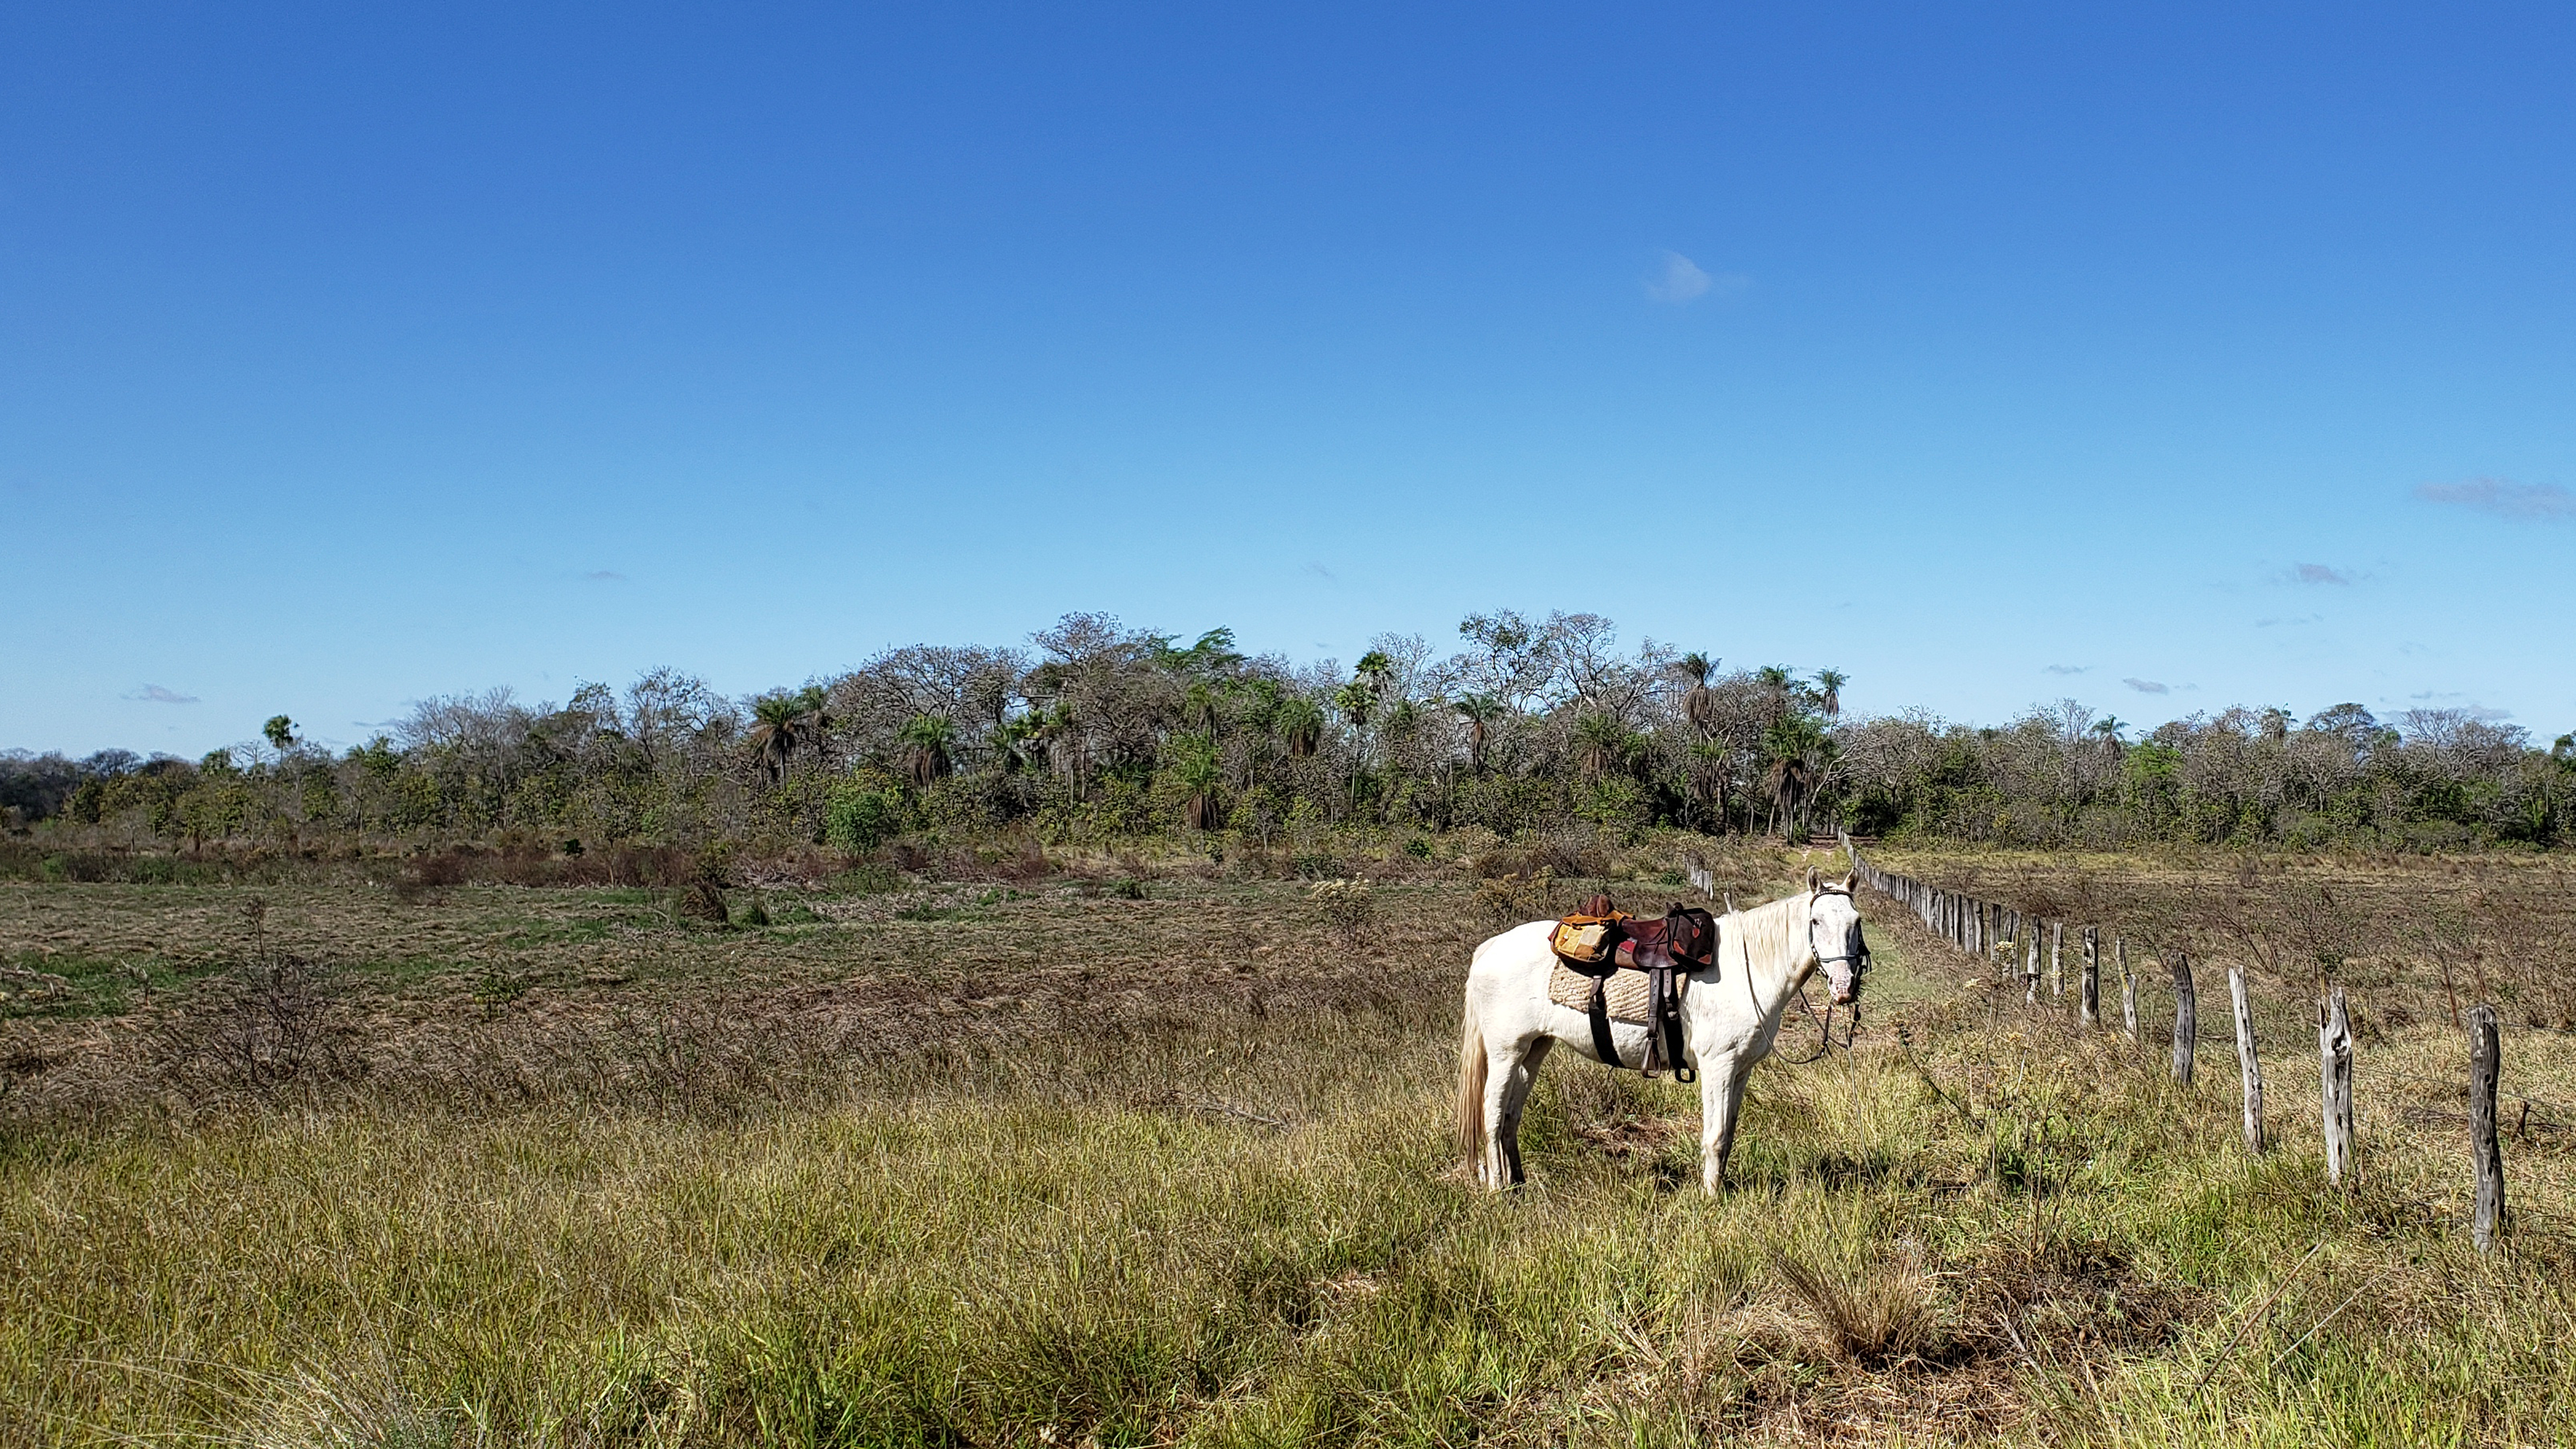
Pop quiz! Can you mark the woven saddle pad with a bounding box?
[1548,962,1654,1023]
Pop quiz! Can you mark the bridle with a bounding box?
[1792,890,1869,1060]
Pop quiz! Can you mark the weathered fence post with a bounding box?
[2118,935,2137,1042]
[2231,965,2264,1152]
[2050,920,2064,999]
[2318,985,2353,1187]
[2171,951,2196,1085]
[2024,934,2041,1006]
[2080,926,2100,1027]
[2470,1004,2504,1252]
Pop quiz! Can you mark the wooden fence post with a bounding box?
[2470,1004,2504,1252]
[2050,920,2064,999]
[2081,926,2100,1027]
[2231,965,2264,1152]
[2024,934,2041,1006]
[2118,935,2137,1042]
[2318,986,2353,1187]
[2171,951,2196,1085]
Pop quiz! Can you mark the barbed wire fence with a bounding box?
[1837,831,2560,1253]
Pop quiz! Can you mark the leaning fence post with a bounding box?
[2171,951,2196,1085]
[2024,933,2041,1006]
[2118,935,2137,1042]
[2230,965,2264,1152]
[2318,986,2353,1186]
[2081,926,2100,1028]
[2050,920,2064,1000]
[2469,1004,2504,1252]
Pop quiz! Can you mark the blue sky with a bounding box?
[5,2,2571,757]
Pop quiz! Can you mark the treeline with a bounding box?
[5,611,2571,858]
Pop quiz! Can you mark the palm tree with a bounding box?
[1686,739,1730,829]
[1574,712,1629,780]
[793,685,831,769]
[1760,714,1828,840]
[898,714,956,787]
[1673,653,1719,735]
[1169,732,1223,830]
[747,695,802,786]
[1183,681,1219,737]
[1278,696,1325,757]
[1452,694,1502,773]
[1813,668,1848,719]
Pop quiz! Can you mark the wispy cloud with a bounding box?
[125,684,199,704]
[2123,678,2171,695]
[1301,561,1336,580]
[2414,477,2576,521]
[582,570,627,583]
[2256,614,2323,628]
[1647,251,1711,303]
[1644,251,1747,305]
[2286,562,2351,586]
[2042,663,2090,676]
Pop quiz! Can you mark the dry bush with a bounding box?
[1774,1250,1937,1367]
[675,845,734,923]
[1476,870,1554,927]
[150,951,356,1102]
[1309,879,1376,946]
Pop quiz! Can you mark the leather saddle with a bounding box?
[1552,895,1717,1081]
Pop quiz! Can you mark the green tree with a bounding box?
[1277,696,1324,758]
[1674,653,1720,734]
[1574,712,1631,780]
[1167,732,1223,830]
[1452,694,1503,774]
[747,695,803,786]
[262,716,297,751]
[1813,669,1848,719]
[898,714,956,786]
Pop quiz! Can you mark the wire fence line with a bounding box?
[1839,833,2536,1252]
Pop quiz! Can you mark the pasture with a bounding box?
[3,844,2573,1446]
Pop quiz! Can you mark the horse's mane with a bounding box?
[1727,890,1818,981]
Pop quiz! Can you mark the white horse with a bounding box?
[1456,869,1869,1193]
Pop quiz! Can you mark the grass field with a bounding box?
[3,842,2572,1446]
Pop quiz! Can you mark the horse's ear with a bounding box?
[1807,865,1821,894]
[1841,870,1856,892]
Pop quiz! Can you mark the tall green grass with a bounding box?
[7,980,2571,1446]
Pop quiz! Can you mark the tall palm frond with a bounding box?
[898,714,956,787]
[1813,668,1848,719]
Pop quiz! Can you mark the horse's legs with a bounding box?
[1493,1035,1552,1187]
[1698,1054,1751,1195]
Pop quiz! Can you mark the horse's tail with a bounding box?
[1456,987,1487,1163]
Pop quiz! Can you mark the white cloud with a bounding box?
[1645,251,1747,305]
[2123,678,2171,695]
[582,570,627,582]
[2042,663,2090,676]
[2414,477,2576,521]
[2286,562,2351,586]
[126,684,199,704]
[1647,250,1711,303]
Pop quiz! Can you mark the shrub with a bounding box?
[825,784,905,855]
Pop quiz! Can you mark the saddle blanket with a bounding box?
[1548,962,1655,1023]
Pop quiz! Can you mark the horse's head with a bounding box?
[1805,866,1868,1005]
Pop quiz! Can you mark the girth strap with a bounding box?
[1587,976,1624,1068]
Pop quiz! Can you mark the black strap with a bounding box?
[1587,976,1625,1067]
[1648,966,1694,1083]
